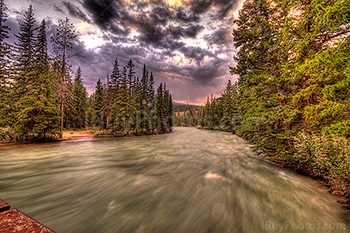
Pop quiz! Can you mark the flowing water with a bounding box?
[0,127,349,233]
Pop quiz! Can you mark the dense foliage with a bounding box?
[0,4,173,142]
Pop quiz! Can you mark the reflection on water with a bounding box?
[0,128,349,233]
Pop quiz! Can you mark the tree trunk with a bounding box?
[61,98,64,137]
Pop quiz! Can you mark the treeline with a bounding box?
[173,105,203,127]
[194,0,350,196]
[0,3,173,142]
[87,60,174,136]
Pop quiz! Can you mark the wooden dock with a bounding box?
[0,200,55,232]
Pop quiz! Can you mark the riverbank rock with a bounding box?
[332,190,345,196]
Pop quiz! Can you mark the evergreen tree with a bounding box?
[73,67,87,129]
[51,17,76,135]
[14,5,36,74]
[156,83,165,133]
[0,0,9,44]
[168,94,174,130]
[14,19,60,138]
[11,5,37,135]
[103,73,112,129]
[138,64,149,131]
[91,79,105,129]
[113,67,136,134]
[94,78,105,111]
[126,59,135,90]
[0,0,11,127]
[12,4,37,128]
[110,57,121,89]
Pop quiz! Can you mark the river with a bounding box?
[0,127,349,233]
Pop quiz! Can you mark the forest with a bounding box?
[175,0,350,203]
[0,3,174,142]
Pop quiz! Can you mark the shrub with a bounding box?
[293,132,350,186]
[0,127,20,143]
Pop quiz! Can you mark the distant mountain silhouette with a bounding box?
[173,101,200,107]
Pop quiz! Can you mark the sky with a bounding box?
[5,0,243,105]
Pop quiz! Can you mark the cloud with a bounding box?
[205,28,232,47]
[189,0,239,17]
[83,0,120,28]
[183,25,204,38]
[62,1,91,23]
[173,8,200,23]
[6,0,240,104]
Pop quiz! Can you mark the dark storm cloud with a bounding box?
[168,24,203,40]
[179,46,214,64]
[189,58,225,84]
[168,25,183,39]
[174,8,200,23]
[205,28,232,46]
[80,0,207,41]
[62,1,91,23]
[150,6,172,25]
[184,25,204,38]
[83,0,120,28]
[137,25,165,46]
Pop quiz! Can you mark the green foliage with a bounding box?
[0,127,20,142]
[0,0,11,127]
[12,11,60,139]
[72,67,88,129]
[294,133,350,186]
[325,120,350,138]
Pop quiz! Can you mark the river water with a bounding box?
[0,128,349,233]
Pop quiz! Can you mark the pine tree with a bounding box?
[102,73,111,129]
[14,19,60,138]
[126,59,135,90]
[73,67,87,129]
[155,83,171,133]
[92,78,105,129]
[12,4,37,123]
[168,94,174,130]
[0,0,9,44]
[0,0,11,127]
[109,58,121,124]
[51,17,76,136]
[113,67,136,134]
[14,5,36,74]
[11,5,37,136]
[94,79,105,111]
[138,64,149,131]
[110,57,121,89]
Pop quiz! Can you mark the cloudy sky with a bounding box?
[5,0,243,105]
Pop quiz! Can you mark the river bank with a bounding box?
[255,147,350,211]
[0,130,95,146]
[0,128,173,146]
[281,161,350,210]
